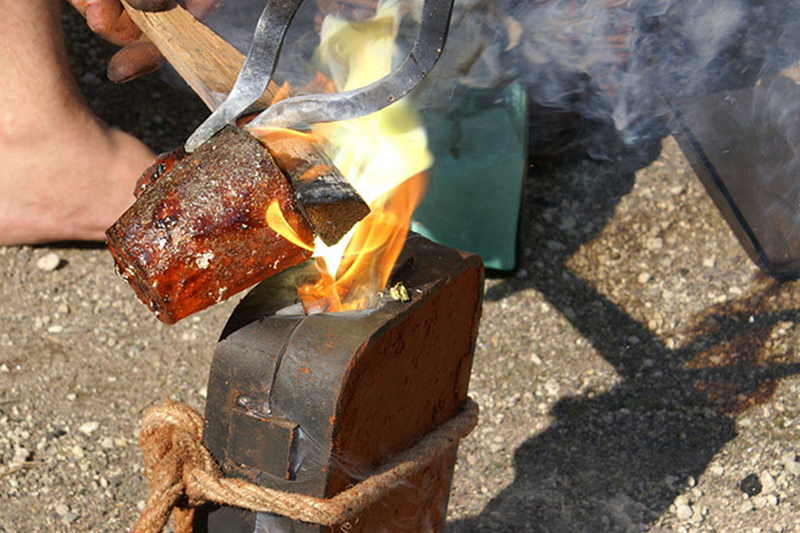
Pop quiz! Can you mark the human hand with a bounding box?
[65,0,219,83]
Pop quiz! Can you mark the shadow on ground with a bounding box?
[448,148,800,532]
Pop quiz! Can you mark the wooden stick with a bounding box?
[120,0,276,110]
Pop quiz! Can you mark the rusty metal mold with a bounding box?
[194,234,484,533]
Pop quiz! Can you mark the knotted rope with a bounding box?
[132,397,479,533]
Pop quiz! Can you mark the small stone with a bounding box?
[62,511,79,525]
[36,252,62,272]
[687,475,696,487]
[676,504,693,521]
[740,473,762,496]
[674,495,689,507]
[646,237,663,251]
[761,471,777,494]
[54,503,70,516]
[78,421,100,436]
[703,257,716,268]
[781,452,800,475]
[47,325,64,334]
[0,364,8,373]
[11,446,30,466]
[709,464,725,476]
[638,272,651,283]
[529,353,543,365]
[71,445,85,459]
[100,437,114,450]
[137,500,146,511]
[80,72,101,85]
[752,495,767,509]
[767,494,778,506]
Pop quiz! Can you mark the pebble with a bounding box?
[709,464,725,476]
[638,272,651,283]
[100,437,115,450]
[761,471,777,494]
[676,503,693,521]
[740,473,762,496]
[79,71,100,85]
[78,421,100,436]
[646,237,663,251]
[54,503,70,516]
[71,445,86,459]
[781,452,800,475]
[36,252,62,272]
[11,446,30,467]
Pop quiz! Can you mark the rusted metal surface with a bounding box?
[194,234,484,532]
[106,126,314,324]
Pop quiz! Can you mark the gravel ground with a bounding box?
[3,6,800,533]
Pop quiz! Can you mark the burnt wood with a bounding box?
[106,126,314,324]
[257,127,371,246]
[195,234,484,532]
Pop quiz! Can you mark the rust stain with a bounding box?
[685,278,794,415]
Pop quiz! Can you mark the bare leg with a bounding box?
[0,0,154,245]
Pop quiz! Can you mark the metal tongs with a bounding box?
[184,0,456,152]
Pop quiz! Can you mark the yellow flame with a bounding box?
[311,0,433,277]
[266,200,315,251]
[260,0,433,312]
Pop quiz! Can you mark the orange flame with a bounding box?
[255,2,432,314]
[298,172,426,313]
[266,200,315,252]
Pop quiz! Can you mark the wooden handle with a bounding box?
[121,0,276,110]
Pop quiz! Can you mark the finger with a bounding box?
[107,40,164,83]
[64,0,89,17]
[184,0,221,18]
[126,0,176,11]
[85,0,141,46]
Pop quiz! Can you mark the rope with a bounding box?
[132,397,479,533]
